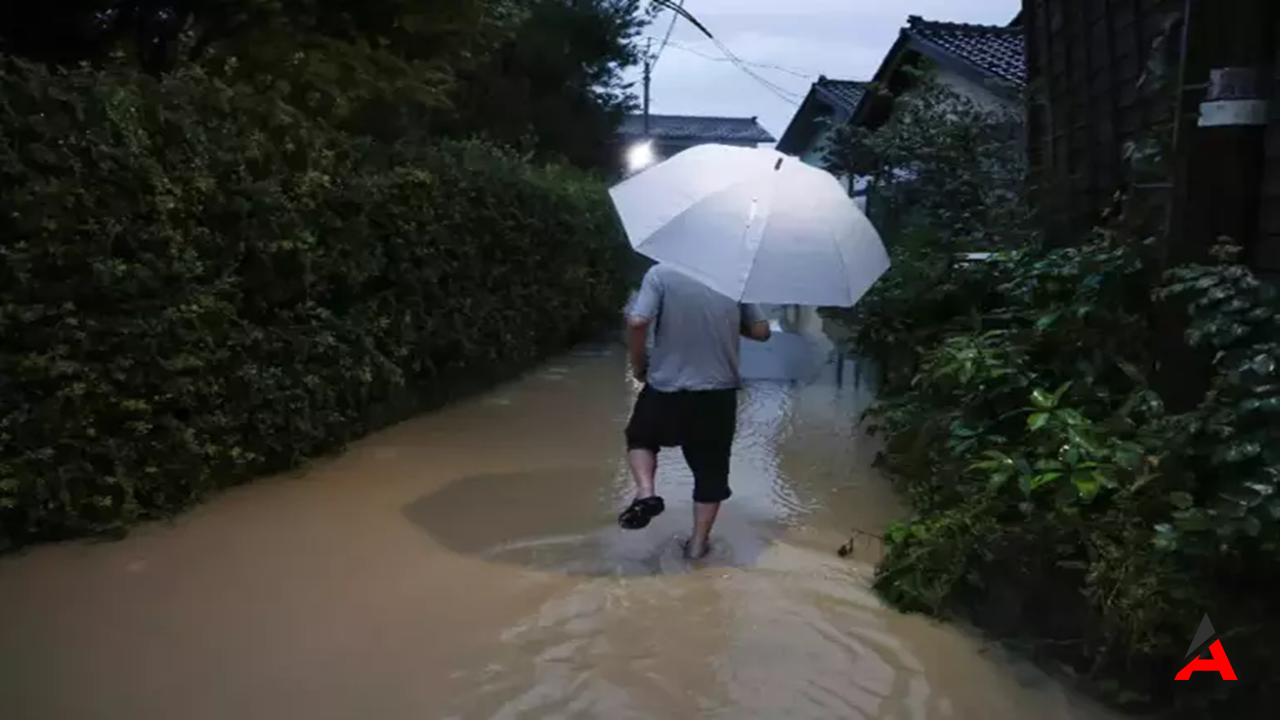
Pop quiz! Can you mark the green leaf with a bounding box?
[1031,471,1063,489]
[977,450,1014,466]
[1169,491,1194,509]
[1030,388,1055,410]
[1173,512,1212,532]
[1116,360,1144,383]
[1062,446,1081,466]
[1153,524,1178,551]
[1035,311,1061,330]
[1073,472,1100,502]
[1028,412,1049,431]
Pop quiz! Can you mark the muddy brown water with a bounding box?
[0,330,1124,720]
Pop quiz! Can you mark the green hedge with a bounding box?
[0,58,629,548]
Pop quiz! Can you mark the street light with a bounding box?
[625,140,655,174]
[622,0,714,178]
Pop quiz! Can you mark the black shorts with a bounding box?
[624,385,738,504]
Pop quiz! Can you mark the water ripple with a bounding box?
[0,334,1124,720]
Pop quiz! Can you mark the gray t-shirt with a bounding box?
[628,265,768,392]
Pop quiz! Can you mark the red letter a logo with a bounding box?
[1175,640,1237,681]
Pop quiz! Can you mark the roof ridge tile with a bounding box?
[618,114,776,143]
[901,15,1027,87]
[907,15,1021,34]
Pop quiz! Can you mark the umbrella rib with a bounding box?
[614,146,765,247]
[631,178,769,300]
[737,175,780,303]
[631,175,763,250]
[619,146,886,307]
[829,211,855,307]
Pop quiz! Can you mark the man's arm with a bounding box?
[740,304,771,342]
[626,316,650,380]
[626,270,662,381]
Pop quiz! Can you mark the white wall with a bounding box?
[794,69,1016,180]
[799,123,836,167]
[851,69,1017,213]
[931,67,1018,114]
[795,123,870,202]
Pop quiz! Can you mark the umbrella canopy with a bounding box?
[609,143,890,307]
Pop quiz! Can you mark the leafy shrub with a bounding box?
[826,67,1278,719]
[0,57,629,548]
[860,230,1280,714]
[822,71,1032,388]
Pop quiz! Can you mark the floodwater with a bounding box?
[0,322,1123,720]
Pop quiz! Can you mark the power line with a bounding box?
[709,37,804,104]
[642,1,804,106]
[642,35,805,105]
[649,0,683,72]
[649,0,713,40]
[654,37,815,81]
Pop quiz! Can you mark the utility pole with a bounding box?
[1167,0,1274,270]
[643,38,652,137]
[641,2,713,140]
[1158,0,1277,411]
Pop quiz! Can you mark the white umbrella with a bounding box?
[609,143,890,307]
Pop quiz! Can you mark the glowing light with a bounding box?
[625,141,655,172]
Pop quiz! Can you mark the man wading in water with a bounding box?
[618,263,772,559]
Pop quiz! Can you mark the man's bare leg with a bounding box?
[628,448,658,499]
[687,502,720,559]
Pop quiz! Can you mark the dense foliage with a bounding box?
[824,72,1033,388]
[825,70,1030,249]
[827,72,1280,716]
[0,3,637,548]
[0,0,647,173]
[445,0,649,171]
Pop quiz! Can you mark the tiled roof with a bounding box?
[905,15,1027,87]
[775,77,868,154]
[815,77,867,113]
[618,114,775,143]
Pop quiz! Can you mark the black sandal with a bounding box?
[618,496,665,530]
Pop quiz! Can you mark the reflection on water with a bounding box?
[0,325,1121,720]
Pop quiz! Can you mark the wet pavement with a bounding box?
[0,322,1124,720]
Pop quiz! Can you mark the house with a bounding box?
[776,15,1027,209]
[852,15,1025,125]
[612,113,775,296]
[616,113,775,165]
[775,77,869,203]
[776,77,870,168]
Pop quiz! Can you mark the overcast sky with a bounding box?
[626,0,1021,140]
